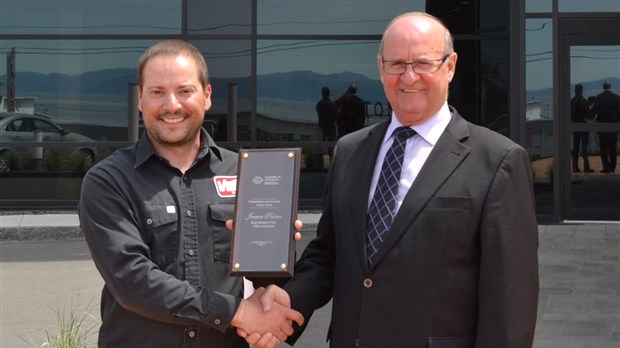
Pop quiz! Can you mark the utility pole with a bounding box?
[7,47,16,112]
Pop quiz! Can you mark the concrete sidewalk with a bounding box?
[535,223,620,347]
[0,212,326,348]
[0,213,82,241]
[1,214,619,347]
[0,212,322,241]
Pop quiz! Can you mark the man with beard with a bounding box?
[78,40,302,348]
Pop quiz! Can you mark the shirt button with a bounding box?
[188,249,195,256]
[363,278,373,288]
[214,318,221,325]
[188,330,196,338]
[186,210,192,217]
[146,218,153,225]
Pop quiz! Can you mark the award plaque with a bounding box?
[230,148,301,277]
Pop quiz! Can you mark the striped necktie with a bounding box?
[367,126,416,265]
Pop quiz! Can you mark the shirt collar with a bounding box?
[386,101,452,146]
[134,128,223,168]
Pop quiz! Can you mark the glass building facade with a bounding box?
[1,0,618,222]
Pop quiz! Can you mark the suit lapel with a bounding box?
[368,110,471,269]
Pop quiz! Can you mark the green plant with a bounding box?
[302,147,314,169]
[43,149,66,171]
[43,306,98,348]
[68,151,93,172]
[20,300,99,348]
[0,149,19,172]
[95,147,114,162]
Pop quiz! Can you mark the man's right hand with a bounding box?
[231,285,304,346]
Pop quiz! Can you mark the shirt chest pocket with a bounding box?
[140,203,179,268]
[209,203,234,263]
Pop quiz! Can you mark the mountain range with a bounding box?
[527,77,620,99]
[1,69,387,103]
[2,69,617,105]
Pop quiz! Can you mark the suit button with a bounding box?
[363,278,373,288]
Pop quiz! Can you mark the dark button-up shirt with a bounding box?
[570,94,590,123]
[79,129,247,347]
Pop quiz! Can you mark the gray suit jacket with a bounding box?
[285,108,539,348]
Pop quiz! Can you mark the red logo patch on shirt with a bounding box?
[214,176,237,198]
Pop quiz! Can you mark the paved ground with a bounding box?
[535,223,620,348]
[0,215,619,347]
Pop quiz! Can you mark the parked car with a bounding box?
[0,112,98,172]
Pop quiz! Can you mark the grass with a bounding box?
[20,299,99,348]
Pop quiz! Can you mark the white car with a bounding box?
[0,112,98,172]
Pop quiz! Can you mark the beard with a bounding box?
[147,110,203,149]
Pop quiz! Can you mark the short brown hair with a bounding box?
[137,40,209,89]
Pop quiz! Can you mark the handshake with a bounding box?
[225,220,305,348]
[231,284,304,348]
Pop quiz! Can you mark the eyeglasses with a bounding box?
[381,54,451,75]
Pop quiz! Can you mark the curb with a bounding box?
[0,211,321,242]
[0,226,83,242]
[0,225,319,242]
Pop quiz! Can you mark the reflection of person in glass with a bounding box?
[593,80,620,173]
[335,83,366,138]
[570,83,594,173]
[316,86,338,142]
[316,86,338,159]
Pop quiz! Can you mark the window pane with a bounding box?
[559,0,620,12]
[526,0,551,13]
[480,39,509,135]
[0,40,155,174]
[188,0,251,34]
[525,19,553,116]
[481,0,509,32]
[190,40,252,142]
[0,1,180,35]
[449,40,479,124]
[525,19,554,215]
[428,0,505,35]
[0,40,154,142]
[257,0,423,35]
[569,45,620,213]
[256,40,389,143]
[445,37,507,137]
[570,46,620,102]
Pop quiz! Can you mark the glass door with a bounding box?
[559,17,620,220]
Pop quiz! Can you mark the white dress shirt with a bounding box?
[367,102,452,214]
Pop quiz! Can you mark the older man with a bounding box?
[253,12,539,348]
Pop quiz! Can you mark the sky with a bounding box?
[570,46,620,93]
[525,19,619,91]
